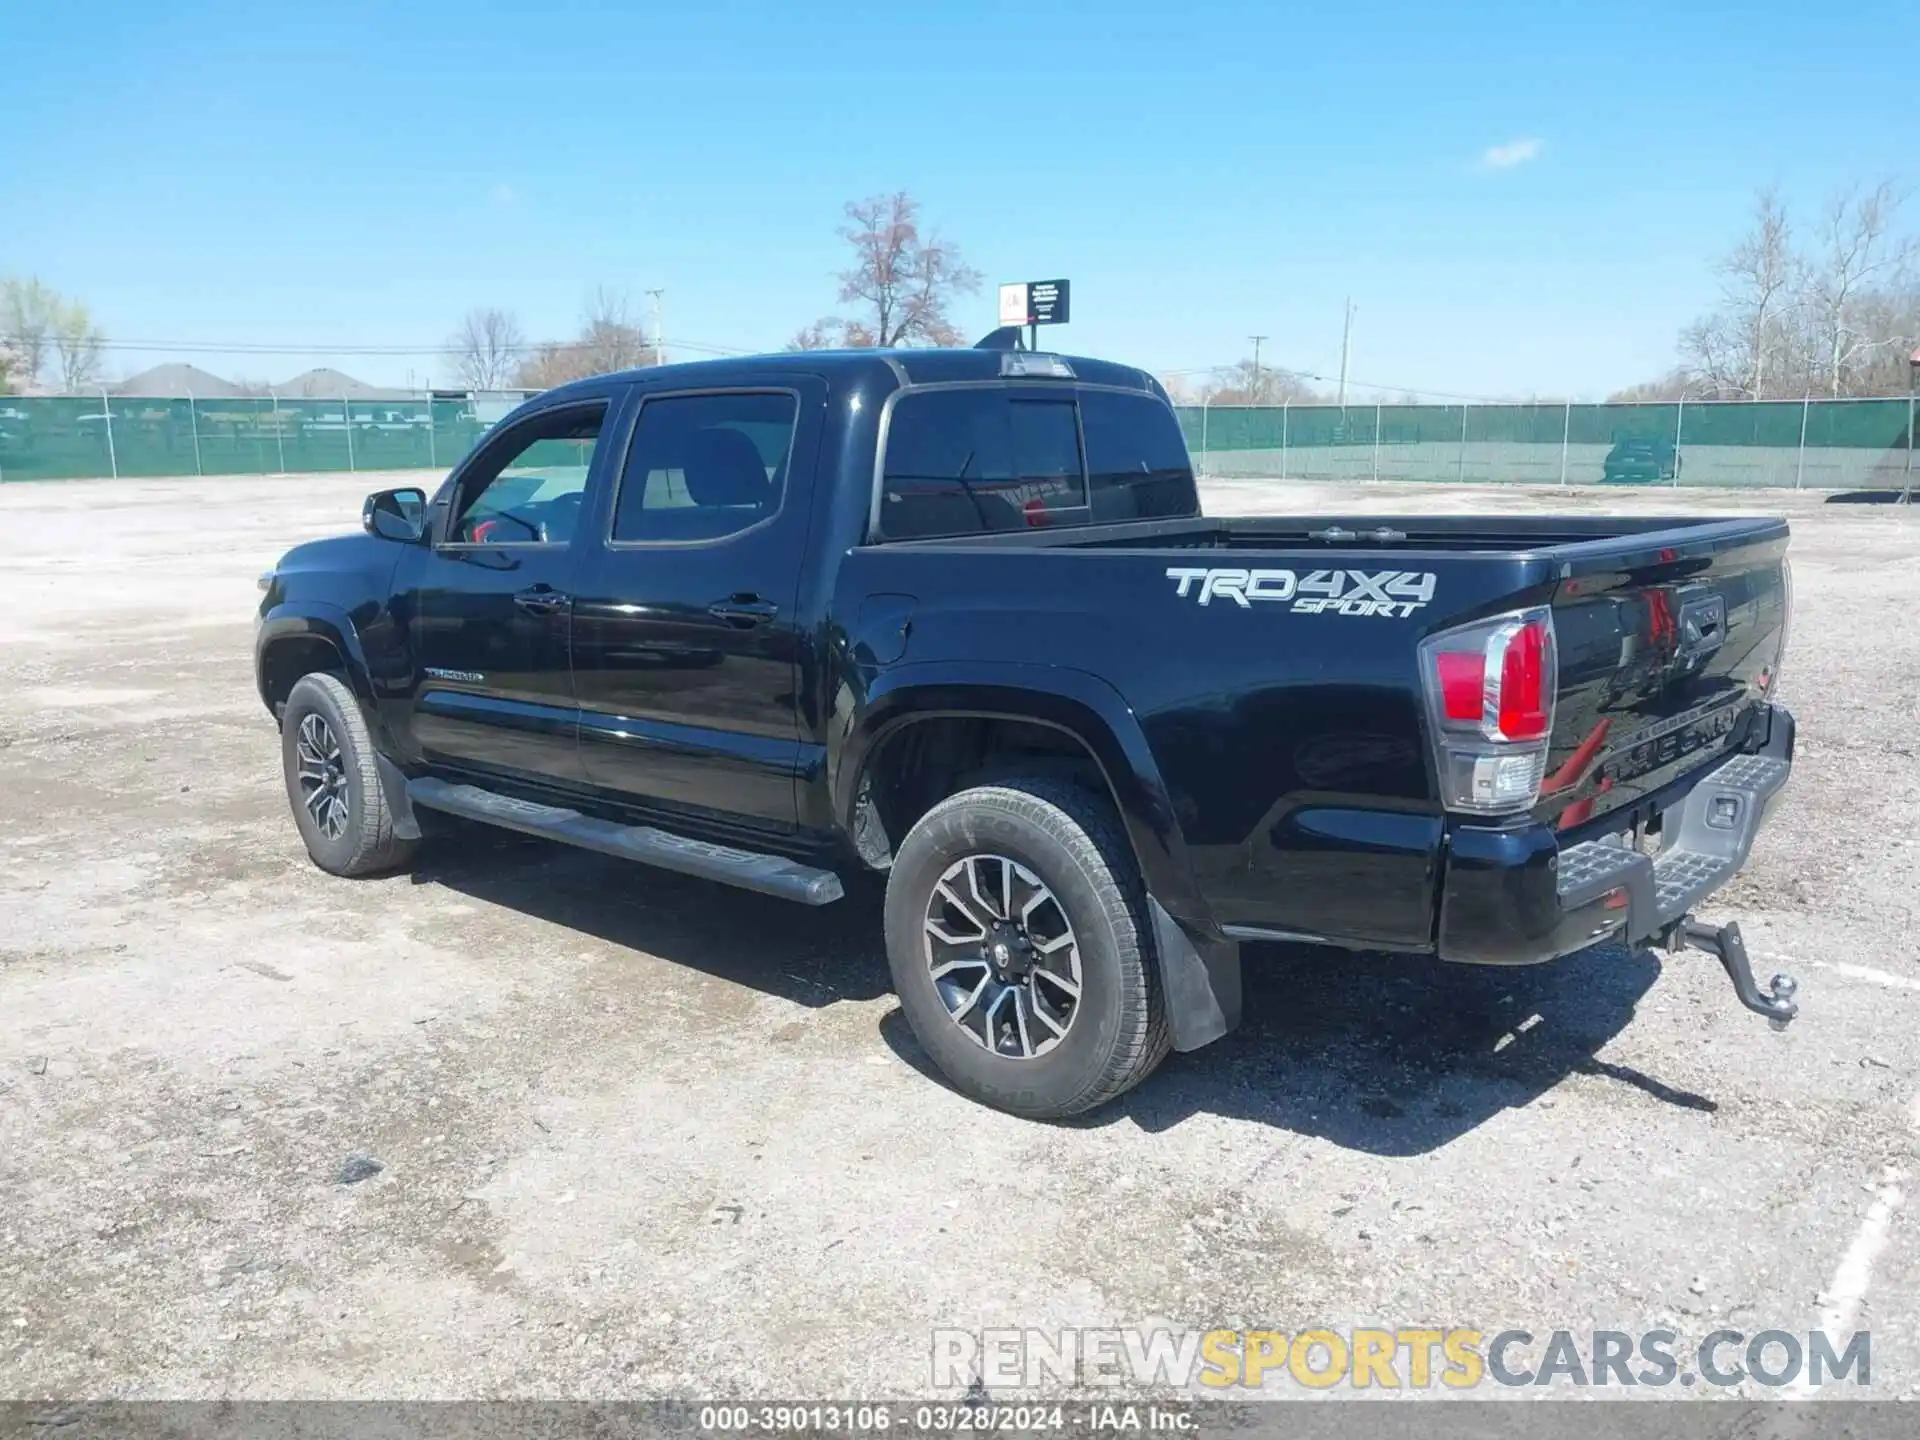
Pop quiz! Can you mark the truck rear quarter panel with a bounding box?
[832,543,1558,947]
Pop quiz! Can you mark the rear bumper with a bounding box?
[1436,703,1794,965]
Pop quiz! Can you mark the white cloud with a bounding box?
[489,182,518,206]
[1479,138,1544,171]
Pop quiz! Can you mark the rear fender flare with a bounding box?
[837,661,1213,931]
[838,662,1235,1049]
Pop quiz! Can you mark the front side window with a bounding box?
[880,389,1086,539]
[449,404,607,544]
[612,391,798,542]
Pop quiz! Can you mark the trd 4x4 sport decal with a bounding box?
[1165,567,1437,617]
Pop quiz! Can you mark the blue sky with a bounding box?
[7,0,1914,398]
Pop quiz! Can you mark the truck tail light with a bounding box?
[1418,608,1558,815]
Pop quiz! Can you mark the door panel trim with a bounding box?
[578,710,800,776]
[416,689,578,737]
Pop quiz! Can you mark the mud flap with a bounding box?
[1149,898,1242,1052]
[376,753,422,841]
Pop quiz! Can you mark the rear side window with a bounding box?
[880,390,1086,538]
[612,391,797,543]
[1079,389,1199,522]
[879,386,1192,539]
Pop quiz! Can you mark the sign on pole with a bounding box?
[996,279,1072,327]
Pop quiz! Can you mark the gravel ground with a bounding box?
[2,472,1917,1402]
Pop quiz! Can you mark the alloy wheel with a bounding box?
[923,853,1082,1059]
[294,712,349,840]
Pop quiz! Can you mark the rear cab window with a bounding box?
[878,385,1196,540]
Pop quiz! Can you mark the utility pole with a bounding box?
[646,288,666,366]
[1337,298,1354,408]
[1249,335,1267,402]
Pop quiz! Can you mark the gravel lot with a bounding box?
[3,472,1917,1402]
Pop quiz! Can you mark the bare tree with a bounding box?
[786,319,843,351]
[512,342,579,391]
[1839,280,1920,394]
[1676,312,1756,399]
[1806,182,1917,396]
[832,193,981,347]
[1675,189,1811,399]
[1607,368,1696,403]
[52,299,105,393]
[577,286,656,375]
[512,287,661,390]
[1202,357,1324,405]
[1156,373,1197,404]
[1629,181,1919,400]
[446,307,526,389]
[1,277,59,390]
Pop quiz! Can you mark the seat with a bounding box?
[682,427,773,510]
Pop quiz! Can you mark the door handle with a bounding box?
[514,584,570,616]
[708,594,778,627]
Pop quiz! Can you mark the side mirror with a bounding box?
[363,487,428,542]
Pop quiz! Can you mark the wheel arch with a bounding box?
[835,662,1211,932]
[255,604,379,731]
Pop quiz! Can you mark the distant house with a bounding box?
[113,363,249,398]
[273,367,415,401]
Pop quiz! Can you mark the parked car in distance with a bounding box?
[1602,436,1682,484]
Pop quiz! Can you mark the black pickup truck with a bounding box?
[255,342,1799,1119]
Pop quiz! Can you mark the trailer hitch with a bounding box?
[1665,917,1798,1029]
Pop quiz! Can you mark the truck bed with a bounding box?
[847,509,1790,942]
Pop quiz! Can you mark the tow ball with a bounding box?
[1664,917,1798,1030]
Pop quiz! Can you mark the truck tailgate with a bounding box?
[1539,521,1790,833]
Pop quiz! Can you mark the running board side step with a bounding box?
[407,778,845,905]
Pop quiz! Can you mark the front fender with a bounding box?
[255,602,384,737]
[835,660,1213,933]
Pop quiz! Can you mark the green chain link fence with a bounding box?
[1176,397,1917,490]
[0,392,1914,490]
[0,394,501,482]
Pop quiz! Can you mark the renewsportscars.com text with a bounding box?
[931,1327,1871,1391]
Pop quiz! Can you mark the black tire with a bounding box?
[281,672,415,877]
[883,776,1170,1119]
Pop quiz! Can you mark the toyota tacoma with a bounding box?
[255,339,1798,1119]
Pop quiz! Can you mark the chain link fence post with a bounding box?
[1559,401,1571,489]
[1199,396,1209,479]
[101,386,119,480]
[1281,398,1289,480]
[1457,404,1467,484]
[1372,401,1381,482]
[426,391,437,470]
[1796,395,1809,490]
[188,391,203,476]
[1673,396,1685,487]
[271,389,286,475]
[343,393,356,472]
[1905,384,1916,504]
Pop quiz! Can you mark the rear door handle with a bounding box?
[514,584,570,616]
[708,595,778,627]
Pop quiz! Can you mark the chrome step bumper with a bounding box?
[1555,751,1790,943]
